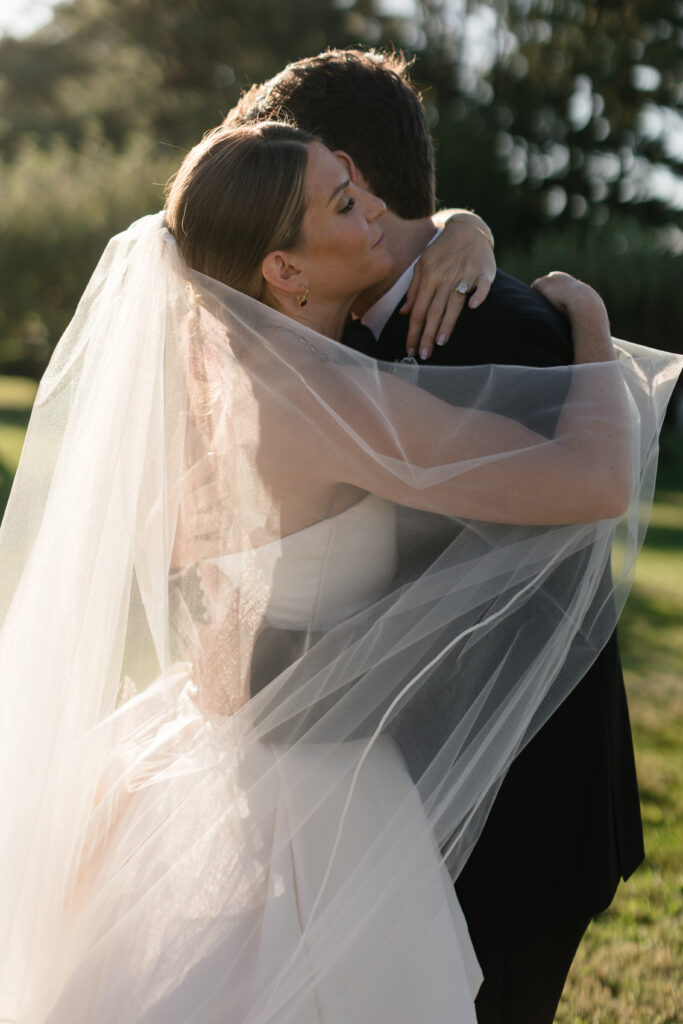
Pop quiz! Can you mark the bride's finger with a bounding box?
[416,284,464,359]
[405,272,442,356]
[468,274,494,310]
[429,290,472,351]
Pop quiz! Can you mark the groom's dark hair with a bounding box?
[225,48,435,220]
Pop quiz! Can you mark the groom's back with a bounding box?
[375,258,644,1022]
[377,268,573,369]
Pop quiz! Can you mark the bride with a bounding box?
[0,121,680,1024]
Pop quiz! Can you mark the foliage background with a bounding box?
[0,0,681,377]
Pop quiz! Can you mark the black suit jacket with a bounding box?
[353,269,644,913]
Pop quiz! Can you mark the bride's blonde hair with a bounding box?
[165,121,316,299]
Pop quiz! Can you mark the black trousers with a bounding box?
[456,870,593,1024]
[454,637,640,1024]
[455,761,600,1024]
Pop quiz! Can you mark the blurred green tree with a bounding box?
[0,0,681,372]
[0,0,407,153]
[0,0,411,374]
[410,0,683,240]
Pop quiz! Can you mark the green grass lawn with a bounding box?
[0,377,681,1021]
[557,435,683,1024]
[0,375,37,514]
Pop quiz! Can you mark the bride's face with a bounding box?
[295,142,394,303]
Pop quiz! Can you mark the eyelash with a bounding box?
[340,197,355,214]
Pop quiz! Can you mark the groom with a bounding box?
[227,49,644,1024]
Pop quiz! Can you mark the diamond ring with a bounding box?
[455,281,470,294]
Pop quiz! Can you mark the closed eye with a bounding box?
[339,196,356,214]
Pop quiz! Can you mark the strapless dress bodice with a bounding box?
[208,494,397,630]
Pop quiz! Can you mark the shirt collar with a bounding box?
[361,227,441,340]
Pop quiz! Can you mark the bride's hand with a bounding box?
[531,271,607,322]
[532,272,613,364]
[401,212,496,360]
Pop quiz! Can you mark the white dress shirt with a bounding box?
[361,228,441,340]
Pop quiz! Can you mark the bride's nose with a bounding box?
[360,189,387,223]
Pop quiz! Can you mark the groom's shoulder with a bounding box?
[448,268,573,368]
[482,270,569,330]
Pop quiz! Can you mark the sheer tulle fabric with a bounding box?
[0,213,680,1023]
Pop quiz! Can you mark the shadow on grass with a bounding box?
[636,519,683,552]
[655,433,683,493]
[0,405,33,519]
[619,586,683,670]
[0,465,12,518]
[0,407,34,430]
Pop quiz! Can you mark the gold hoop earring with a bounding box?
[297,288,309,308]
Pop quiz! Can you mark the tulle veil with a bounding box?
[0,212,680,1022]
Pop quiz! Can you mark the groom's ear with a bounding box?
[333,150,373,194]
[261,251,307,297]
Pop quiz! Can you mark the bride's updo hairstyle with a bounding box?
[165,121,316,299]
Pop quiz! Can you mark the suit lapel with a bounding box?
[376,296,410,362]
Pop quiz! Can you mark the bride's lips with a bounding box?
[372,232,387,249]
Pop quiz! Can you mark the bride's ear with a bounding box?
[261,251,307,300]
[333,150,372,193]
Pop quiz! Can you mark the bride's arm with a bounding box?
[321,275,631,526]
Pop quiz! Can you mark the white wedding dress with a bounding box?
[5,214,681,1024]
[36,495,481,1024]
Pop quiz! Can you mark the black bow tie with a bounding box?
[341,318,377,354]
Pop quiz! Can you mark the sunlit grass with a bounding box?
[0,376,38,408]
[557,437,683,1024]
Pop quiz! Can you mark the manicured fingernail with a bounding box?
[407,347,415,357]
[420,347,429,360]
[436,333,447,346]
[470,299,479,308]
